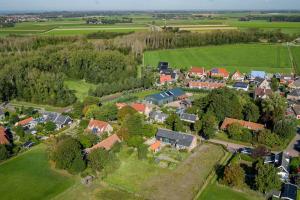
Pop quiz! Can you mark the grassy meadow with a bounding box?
[65,79,97,101]
[0,144,75,200]
[144,44,292,73]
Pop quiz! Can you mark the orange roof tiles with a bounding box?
[150,140,161,151]
[131,103,146,113]
[189,67,206,75]
[0,126,9,145]
[160,74,172,84]
[87,134,121,152]
[16,117,33,126]
[211,68,229,78]
[221,117,264,131]
[88,119,109,130]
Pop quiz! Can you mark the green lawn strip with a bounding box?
[144,44,292,73]
[291,46,300,74]
[0,144,75,200]
[10,100,69,113]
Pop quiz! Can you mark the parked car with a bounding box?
[239,147,253,155]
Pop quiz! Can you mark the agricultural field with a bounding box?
[0,144,75,200]
[144,44,292,73]
[291,46,300,74]
[105,143,226,200]
[199,183,264,200]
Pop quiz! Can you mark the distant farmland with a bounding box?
[144,44,292,73]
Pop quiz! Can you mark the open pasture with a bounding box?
[144,44,292,73]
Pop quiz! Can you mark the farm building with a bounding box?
[145,88,186,105]
[156,128,197,151]
[221,117,264,132]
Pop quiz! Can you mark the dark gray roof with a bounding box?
[293,79,300,87]
[290,89,300,97]
[180,113,198,123]
[281,183,297,200]
[156,128,195,147]
[233,82,249,89]
[55,115,71,126]
[292,105,300,115]
[278,152,290,172]
[42,111,71,126]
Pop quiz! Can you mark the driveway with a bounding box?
[285,128,300,157]
[208,138,252,153]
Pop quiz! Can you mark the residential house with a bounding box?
[288,79,300,89]
[179,99,192,109]
[160,74,173,84]
[42,112,72,130]
[131,103,152,116]
[180,113,198,123]
[264,152,290,182]
[231,70,245,81]
[149,111,169,123]
[280,74,294,85]
[145,88,186,106]
[189,80,226,90]
[149,140,161,153]
[0,126,10,145]
[189,67,206,78]
[221,117,264,132]
[281,183,297,200]
[257,79,271,89]
[156,128,197,151]
[86,134,121,153]
[232,82,249,91]
[87,119,113,135]
[209,68,229,79]
[15,117,36,129]
[249,71,266,80]
[254,88,273,99]
[287,89,300,101]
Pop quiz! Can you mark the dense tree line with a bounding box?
[241,15,300,22]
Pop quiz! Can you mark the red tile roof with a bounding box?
[189,67,206,75]
[87,134,121,152]
[0,126,9,145]
[210,68,229,78]
[221,117,264,131]
[150,140,161,151]
[131,103,146,113]
[88,119,109,130]
[160,74,172,84]
[16,117,33,126]
[255,88,273,97]
[189,81,226,89]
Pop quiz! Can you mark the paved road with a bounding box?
[285,130,300,157]
[208,138,253,153]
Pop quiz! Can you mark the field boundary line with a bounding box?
[286,42,296,74]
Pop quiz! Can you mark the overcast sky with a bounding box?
[0,0,300,11]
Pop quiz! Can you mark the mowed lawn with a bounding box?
[65,79,97,101]
[0,144,75,200]
[144,44,292,73]
[199,183,264,200]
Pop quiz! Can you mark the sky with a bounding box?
[0,0,300,12]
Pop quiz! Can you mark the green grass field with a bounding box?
[65,79,97,101]
[0,144,75,200]
[199,183,264,200]
[144,44,292,73]
[291,46,300,74]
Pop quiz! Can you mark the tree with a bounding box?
[255,161,281,193]
[88,148,109,172]
[165,113,184,132]
[117,105,137,121]
[72,101,84,118]
[251,145,270,159]
[243,102,260,122]
[194,120,202,135]
[261,93,287,126]
[202,112,217,139]
[85,104,101,119]
[137,144,148,160]
[14,126,25,138]
[95,104,118,121]
[44,121,56,132]
[290,157,300,173]
[257,129,281,148]
[222,164,245,188]
[270,78,279,91]
[227,123,244,140]
[0,145,8,161]
[127,135,143,148]
[52,137,85,174]
[273,117,297,139]
[78,133,99,148]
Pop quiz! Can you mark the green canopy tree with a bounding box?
[222,164,245,188]
[202,112,217,139]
